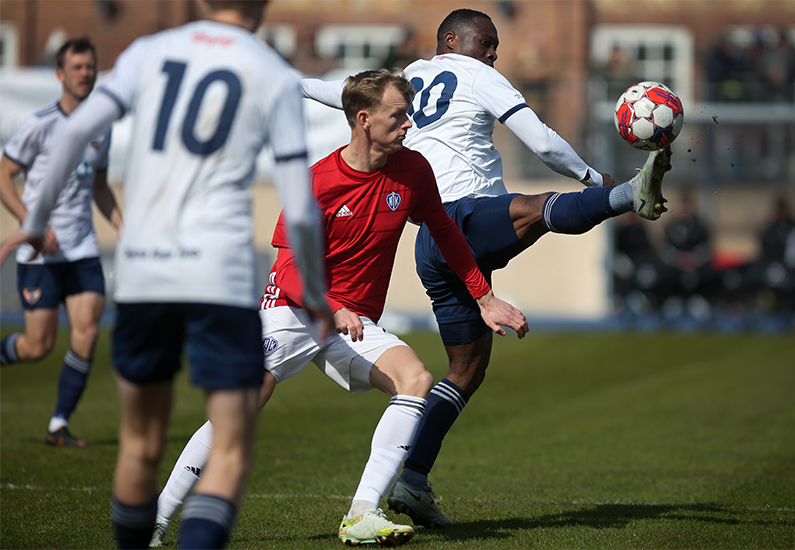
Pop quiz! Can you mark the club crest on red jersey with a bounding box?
[386,192,401,212]
[23,287,42,305]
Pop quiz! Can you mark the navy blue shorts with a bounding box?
[415,194,528,346]
[112,303,264,389]
[16,257,105,310]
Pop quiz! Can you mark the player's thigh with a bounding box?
[64,291,105,335]
[320,318,411,394]
[113,303,186,383]
[369,344,432,398]
[260,306,323,385]
[464,194,529,270]
[184,304,264,390]
[16,262,64,310]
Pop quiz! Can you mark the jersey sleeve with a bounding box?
[471,66,528,122]
[94,128,112,171]
[96,36,150,113]
[474,67,600,186]
[300,78,346,110]
[3,114,43,169]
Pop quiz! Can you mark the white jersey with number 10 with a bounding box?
[98,20,307,307]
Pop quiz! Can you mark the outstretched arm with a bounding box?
[299,78,346,110]
[0,154,58,256]
[23,92,121,239]
[503,107,612,187]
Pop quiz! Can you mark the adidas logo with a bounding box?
[398,444,411,451]
[336,204,353,217]
[184,465,202,477]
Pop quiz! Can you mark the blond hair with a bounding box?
[341,69,415,128]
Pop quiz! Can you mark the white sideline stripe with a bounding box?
[2,484,792,513]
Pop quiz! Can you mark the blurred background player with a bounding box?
[148,69,528,548]
[0,36,122,447]
[0,1,331,548]
[300,8,673,528]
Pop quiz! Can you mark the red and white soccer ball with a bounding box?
[614,81,684,151]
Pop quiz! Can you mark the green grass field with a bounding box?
[1,327,794,549]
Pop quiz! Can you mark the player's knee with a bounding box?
[413,368,434,397]
[511,193,551,224]
[22,338,55,362]
[71,323,100,352]
[395,363,434,398]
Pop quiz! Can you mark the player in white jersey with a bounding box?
[0,37,122,448]
[300,8,673,529]
[0,1,331,548]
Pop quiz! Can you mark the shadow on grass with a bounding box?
[433,503,792,542]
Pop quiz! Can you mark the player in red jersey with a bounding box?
[149,69,528,548]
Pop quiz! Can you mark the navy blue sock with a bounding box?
[0,333,21,366]
[542,187,616,234]
[112,496,157,550]
[178,494,236,549]
[403,379,469,482]
[53,350,92,420]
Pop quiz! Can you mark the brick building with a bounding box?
[2,0,793,149]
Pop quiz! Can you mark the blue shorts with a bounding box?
[17,257,105,310]
[415,194,528,346]
[112,303,264,389]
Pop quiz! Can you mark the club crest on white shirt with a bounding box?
[386,192,401,212]
[262,336,279,354]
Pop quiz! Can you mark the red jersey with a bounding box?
[262,146,489,322]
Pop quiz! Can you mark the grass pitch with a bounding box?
[1,327,794,549]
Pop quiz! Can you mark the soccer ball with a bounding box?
[614,81,684,151]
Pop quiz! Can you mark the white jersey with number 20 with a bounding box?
[98,20,308,307]
[403,53,527,203]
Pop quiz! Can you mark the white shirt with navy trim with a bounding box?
[3,101,110,264]
[404,53,598,202]
[97,20,311,307]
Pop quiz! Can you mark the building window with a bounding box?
[0,23,18,68]
[590,25,694,104]
[256,24,297,60]
[315,25,407,71]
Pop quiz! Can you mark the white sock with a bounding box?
[348,395,426,517]
[48,416,68,433]
[608,181,634,213]
[156,420,214,523]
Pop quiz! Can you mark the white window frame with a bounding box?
[256,24,297,59]
[315,25,407,71]
[0,23,19,68]
[591,25,694,104]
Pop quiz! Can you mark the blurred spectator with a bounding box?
[595,44,640,101]
[661,188,718,307]
[706,33,744,101]
[759,30,795,103]
[380,28,420,71]
[744,196,795,311]
[759,196,795,262]
[613,214,673,314]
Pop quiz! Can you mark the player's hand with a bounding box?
[333,307,364,342]
[600,172,616,187]
[42,226,59,255]
[0,229,44,266]
[475,290,529,339]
